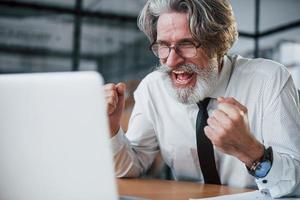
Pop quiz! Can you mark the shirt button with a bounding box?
[262,180,268,184]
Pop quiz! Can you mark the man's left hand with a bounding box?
[204,97,264,167]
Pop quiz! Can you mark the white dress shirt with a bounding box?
[111,55,300,198]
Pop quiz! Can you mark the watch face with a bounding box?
[255,161,272,178]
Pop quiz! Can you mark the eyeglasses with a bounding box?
[150,41,201,59]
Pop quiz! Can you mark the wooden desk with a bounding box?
[117,178,253,200]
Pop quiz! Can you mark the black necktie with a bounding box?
[196,98,221,184]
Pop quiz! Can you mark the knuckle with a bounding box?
[107,97,117,105]
[110,90,117,99]
[207,117,213,125]
[204,126,210,132]
[105,89,113,97]
[104,83,116,91]
[204,127,213,138]
[226,120,234,129]
[231,113,240,122]
[218,127,226,136]
[211,110,217,116]
[106,90,118,100]
[212,110,220,118]
[203,126,209,135]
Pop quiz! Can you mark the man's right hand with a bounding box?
[104,82,126,137]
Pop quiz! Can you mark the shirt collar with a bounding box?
[209,55,233,99]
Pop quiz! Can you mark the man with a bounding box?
[104,0,300,198]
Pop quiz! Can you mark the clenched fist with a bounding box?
[104,82,126,137]
[204,97,264,167]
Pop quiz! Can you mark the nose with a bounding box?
[164,48,185,69]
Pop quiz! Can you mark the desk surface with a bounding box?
[117,178,253,200]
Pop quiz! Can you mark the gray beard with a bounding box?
[156,59,219,104]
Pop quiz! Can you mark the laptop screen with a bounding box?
[0,72,118,200]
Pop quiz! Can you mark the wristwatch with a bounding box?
[247,146,273,178]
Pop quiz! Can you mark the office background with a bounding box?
[0,0,300,89]
[1,0,300,180]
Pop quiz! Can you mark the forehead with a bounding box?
[156,12,192,42]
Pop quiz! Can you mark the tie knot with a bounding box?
[197,98,210,110]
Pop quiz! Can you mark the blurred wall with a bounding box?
[0,0,299,88]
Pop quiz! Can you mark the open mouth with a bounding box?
[171,70,196,87]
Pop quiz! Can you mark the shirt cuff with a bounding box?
[256,151,283,190]
[110,128,126,154]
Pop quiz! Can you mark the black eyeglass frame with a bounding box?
[149,41,201,59]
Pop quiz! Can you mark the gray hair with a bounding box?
[138,0,238,58]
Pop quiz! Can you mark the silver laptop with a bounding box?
[0,72,118,200]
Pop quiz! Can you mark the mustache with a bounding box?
[156,63,202,74]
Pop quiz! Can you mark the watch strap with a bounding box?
[247,146,273,178]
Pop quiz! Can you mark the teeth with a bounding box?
[173,70,194,74]
[173,70,185,74]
